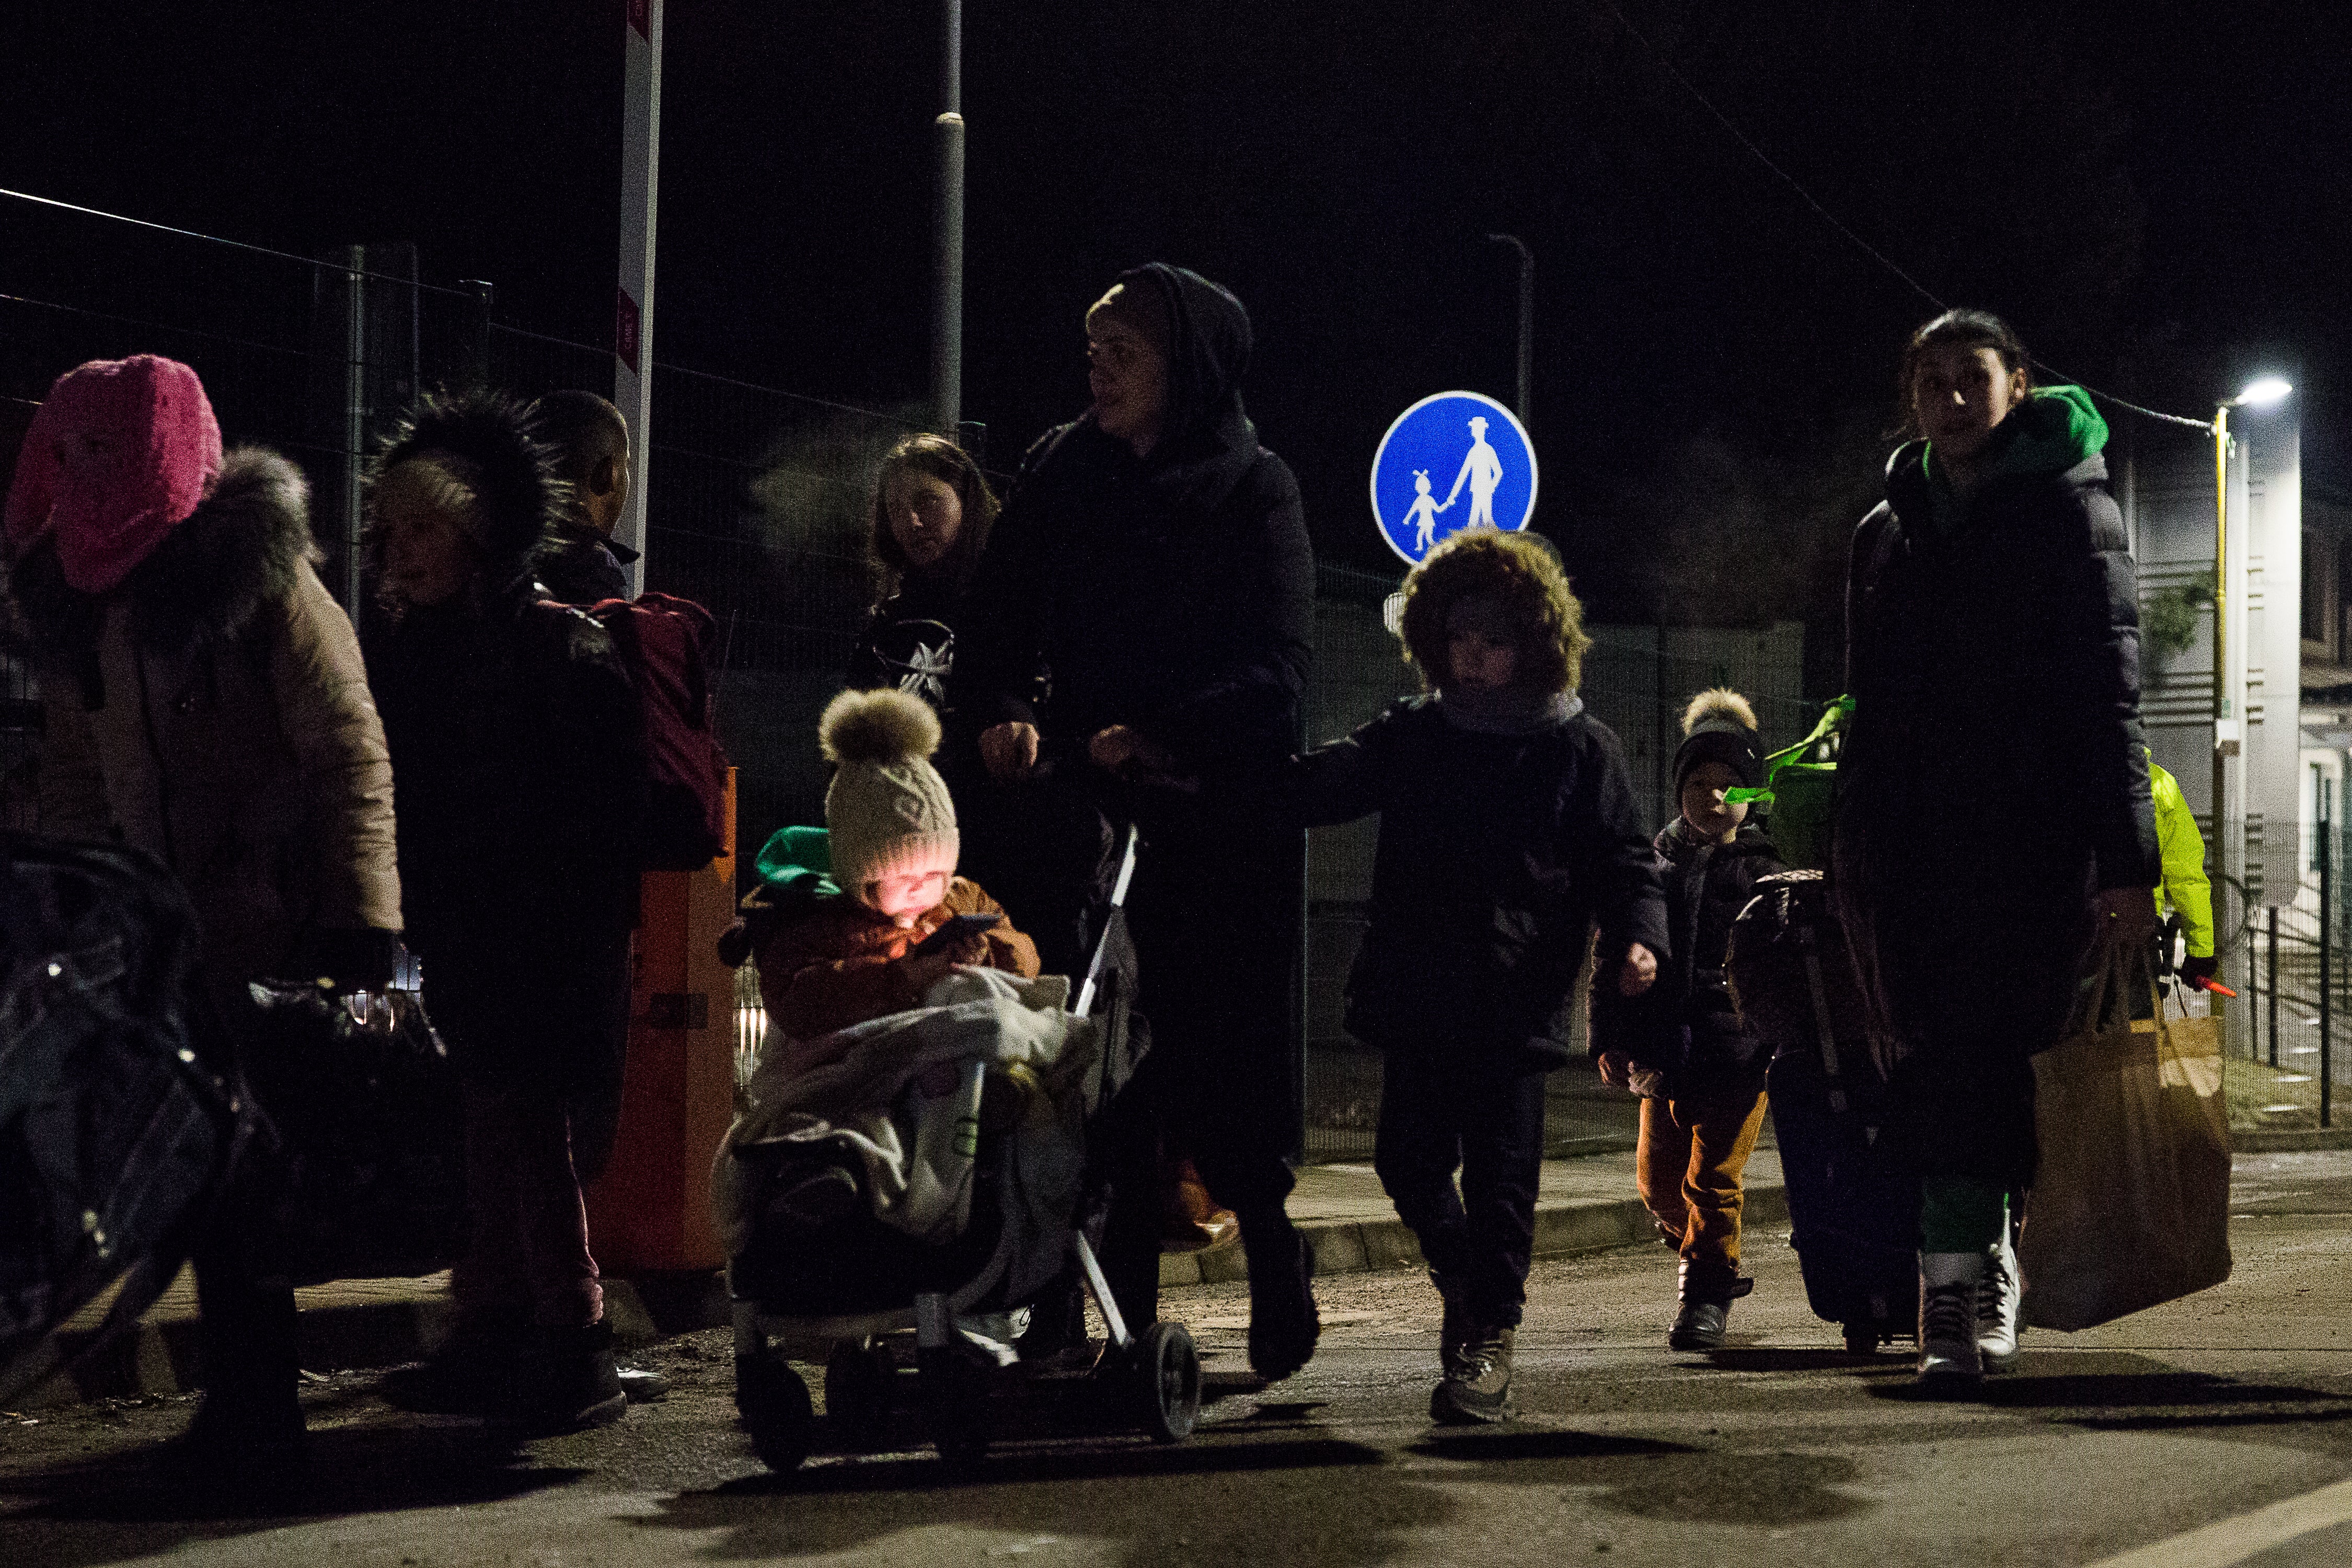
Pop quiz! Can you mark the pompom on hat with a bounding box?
[819,687,960,896]
[4,355,223,593]
[1673,688,1763,792]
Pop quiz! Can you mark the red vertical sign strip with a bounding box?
[628,0,650,41]
[616,289,642,374]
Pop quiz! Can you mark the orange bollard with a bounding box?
[585,768,741,1272]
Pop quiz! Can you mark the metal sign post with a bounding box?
[614,0,663,598]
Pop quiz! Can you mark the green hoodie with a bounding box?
[752,825,839,903]
[1922,384,2108,533]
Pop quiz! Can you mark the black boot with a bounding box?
[379,1308,531,1414]
[1667,1259,1753,1352]
[493,1319,627,1435]
[168,1272,305,1483]
[1243,1211,1320,1383]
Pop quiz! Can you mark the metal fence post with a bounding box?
[2323,811,2334,1128]
[459,279,494,388]
[2267,904,2279,1068]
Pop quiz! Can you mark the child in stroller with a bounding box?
[715,688,1184,1470]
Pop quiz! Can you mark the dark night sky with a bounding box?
[5,1,2346,627]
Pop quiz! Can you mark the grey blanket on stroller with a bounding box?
[713,969,1102,1300]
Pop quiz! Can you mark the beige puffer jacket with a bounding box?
[17,447,400,984]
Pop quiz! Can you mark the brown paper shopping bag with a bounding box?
[2017,944,2233,1331]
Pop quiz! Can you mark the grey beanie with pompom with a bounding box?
[820,687,960,896]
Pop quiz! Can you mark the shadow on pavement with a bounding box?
[0,1424,582,1568]
[1702,1348,1915,1376]
[639,1435,1440,1567]
[1586,1449,1872,1526]
[1865,1353,2352,1430]
[1404,1428,1688,1462]
[638,1419,1880,1561]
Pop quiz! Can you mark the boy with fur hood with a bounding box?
[3,354,401,1469]
[753,687,1039,1069]
[1596,690,1785,1353]
[1258,529,1667,1423]
[362,388,647,1435]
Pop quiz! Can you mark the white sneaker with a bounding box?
[1918,1252,1985,1387]
[1976,1231,2022,1372]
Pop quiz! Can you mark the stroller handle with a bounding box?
[1074,825,1142,1021]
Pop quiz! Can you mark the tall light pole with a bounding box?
[930,0,965,437]
[2212,375,2293,843]
[1485,234,1533,429]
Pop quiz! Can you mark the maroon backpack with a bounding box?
[590,592,731,872]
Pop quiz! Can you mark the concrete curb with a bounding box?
[19,1273,731,1412]
[2231,1127,2352,1152]
[20,1185,1784,1410]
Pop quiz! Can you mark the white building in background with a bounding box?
[2125,407,2303,1047]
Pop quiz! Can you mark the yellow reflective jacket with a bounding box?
[2149,758,2213,958]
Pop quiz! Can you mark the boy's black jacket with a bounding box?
[1596,818,1784,1080]
[1270,695,1669,1072]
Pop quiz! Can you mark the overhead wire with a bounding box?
[1,186,474,299]
[1590,0,2219,433]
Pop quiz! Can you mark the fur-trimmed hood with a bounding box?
[366,389,566,596]
[9,446,316,656]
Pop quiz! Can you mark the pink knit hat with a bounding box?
[3,355,224,593]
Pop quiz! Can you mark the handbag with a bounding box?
[240,979,468,1284]
[2017,942,2232,1331]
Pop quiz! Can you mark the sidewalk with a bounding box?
[19,1146,1770,1411]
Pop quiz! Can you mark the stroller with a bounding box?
[725,826,1196,1471]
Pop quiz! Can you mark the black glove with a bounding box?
[2179,953,2220,990]
[287,927,401,993]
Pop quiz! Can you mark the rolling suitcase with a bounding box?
[1730,871,1919,1351]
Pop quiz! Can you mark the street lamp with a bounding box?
[1484,234,1534,428]
[2210,376,2295,964]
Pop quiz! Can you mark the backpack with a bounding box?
[1727,695,1851,871]
[590,592,732,872]
[1723,870,1876,1105]
[0,833,255,1404]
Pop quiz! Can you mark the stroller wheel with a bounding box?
[826,1341,897,1451]
[1841,1323,1882,1358]
[737,1352,814,1472]
[918,1346,990,1471]
[1135,1321,1202,1443]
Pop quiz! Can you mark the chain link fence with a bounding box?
[0,192,934,860]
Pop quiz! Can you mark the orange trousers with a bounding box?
[1636,1076,1769,1284]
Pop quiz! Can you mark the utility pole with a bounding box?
[615,0,663,598]
[931,0,965,436]
[1486,234,1534,428]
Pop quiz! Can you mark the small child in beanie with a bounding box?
[753,686,1039,1081]
[1254,529,1667,1424]
[1596,689,1786,1353]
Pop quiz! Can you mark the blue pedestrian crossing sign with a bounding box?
[1369,391,1538,566]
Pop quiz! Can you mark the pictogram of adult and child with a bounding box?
[1398,414,1506,554]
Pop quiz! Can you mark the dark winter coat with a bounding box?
[12,448,401,991]
[535,518,633,606]
[1271,695,1670,1073]
[848,578,963,716]
[1834,402,2160,1181]
[368,584,642,990]
[1601,819,1783,1082]
[952,264,1313,784]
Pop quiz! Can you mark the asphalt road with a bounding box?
[4,1151,2350,1568]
